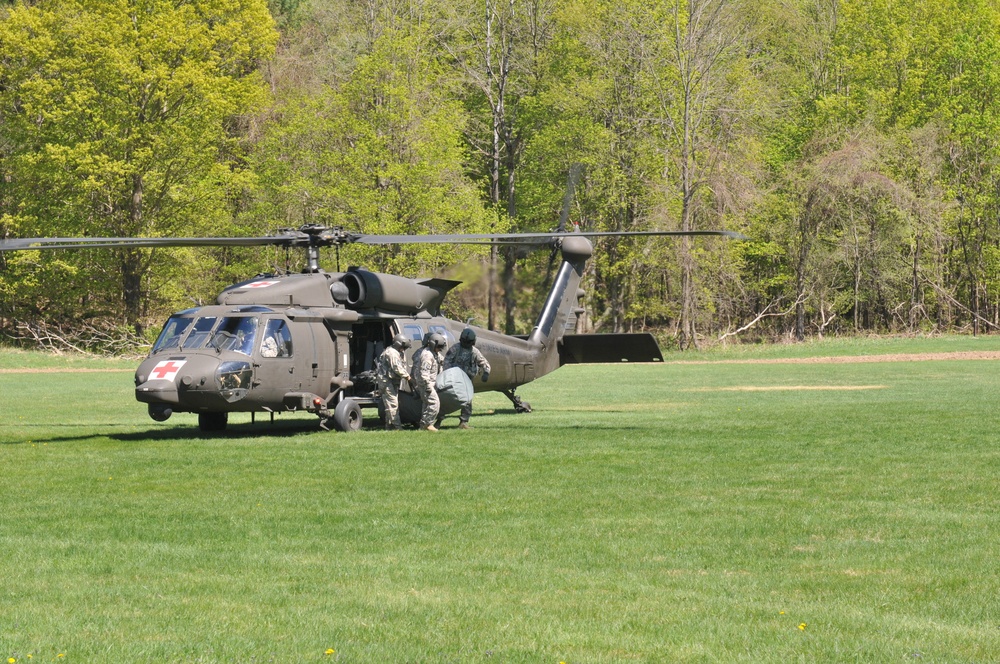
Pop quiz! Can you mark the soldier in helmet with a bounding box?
[375,333,412,430]
[443,327,491,429]
[410,332,447,432]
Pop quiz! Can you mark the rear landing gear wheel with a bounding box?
[332,398,363,432]
[503,389,532,413]
[199,411,228,432]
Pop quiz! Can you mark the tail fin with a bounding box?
[527,235,592,378]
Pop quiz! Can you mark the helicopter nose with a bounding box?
[135,355,252,416]
[135,358,190,405]
[135,378,181,405]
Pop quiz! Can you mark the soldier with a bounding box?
[443,328,491,429]
[375,333,411,430]
[410,332,446,432]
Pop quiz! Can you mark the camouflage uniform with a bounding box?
[443,343,491,424]
[375,345,409,429]
[410,345,444,428]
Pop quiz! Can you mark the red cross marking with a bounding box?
[245,280,279,288]
[150,360,186,380]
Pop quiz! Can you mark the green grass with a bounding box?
[2,338,999,662]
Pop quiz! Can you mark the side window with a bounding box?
[261,319,293,357]
[402,324,423,344]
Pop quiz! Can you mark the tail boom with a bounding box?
[527,235,592,378]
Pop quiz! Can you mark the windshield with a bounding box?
[153,315,258,354]
[181,317,219,350]
[152,316,194,353]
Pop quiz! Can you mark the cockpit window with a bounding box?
[152,316,194,353]
[429,324,456,347]
[209,317,258,355]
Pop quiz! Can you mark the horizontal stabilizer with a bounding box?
[558,333,664,365]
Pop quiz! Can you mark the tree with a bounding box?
[935,0,1000,333]
[438,0,559,331]
[550,0,761,342]
[249,23,493,279]
[647,0,763,348]
[0,0,277,334]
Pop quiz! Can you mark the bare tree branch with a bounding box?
[717,292,807,342]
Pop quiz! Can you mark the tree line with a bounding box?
[2,0,999,352]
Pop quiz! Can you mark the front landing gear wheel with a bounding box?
[332,398,363,432]
[199,411,228,432]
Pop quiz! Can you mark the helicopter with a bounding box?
[0,225,742,432]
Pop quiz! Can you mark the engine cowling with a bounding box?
[331,268,458,315]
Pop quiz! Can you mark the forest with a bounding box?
[2,0,1000,352]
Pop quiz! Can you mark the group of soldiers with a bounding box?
[374,328,491,432]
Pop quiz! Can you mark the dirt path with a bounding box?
[667,351,1000,365]
[0,367,132,374]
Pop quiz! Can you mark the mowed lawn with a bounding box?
[1,338,999,663]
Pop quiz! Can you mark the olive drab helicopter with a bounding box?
[0,225,742,432]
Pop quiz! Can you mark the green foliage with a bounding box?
[249,25,492,277]
[6,0,1000,343]
[0,0,278,329]
[819,0,958,129]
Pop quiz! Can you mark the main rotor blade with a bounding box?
[352,229,747,245]
[0,227,746,253]
[0,236,286,251]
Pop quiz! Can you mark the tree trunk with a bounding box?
[123,174,145,335]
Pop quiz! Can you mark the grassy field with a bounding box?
[1,336,999,662]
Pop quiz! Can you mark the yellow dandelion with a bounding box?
[798,623,807,630]
[10,657,17,663]
[324,649,335,656]
[779,611,785,615]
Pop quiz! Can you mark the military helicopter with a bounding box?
[0,225,741,432]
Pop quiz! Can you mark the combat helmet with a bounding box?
[459,328,476,347]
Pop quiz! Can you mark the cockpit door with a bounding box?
[250,317,300,405]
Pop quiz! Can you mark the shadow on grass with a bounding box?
[111,419,327,441]
[1,418,325,445]
[2,407,645,445]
